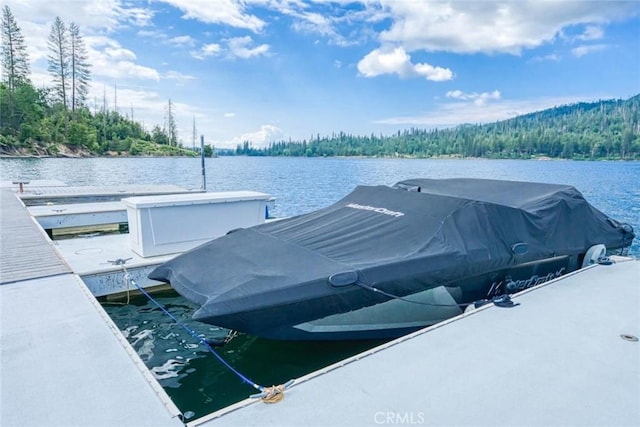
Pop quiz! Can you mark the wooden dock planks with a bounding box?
[0,190,71,284]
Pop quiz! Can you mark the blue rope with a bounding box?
[129,276,264,392]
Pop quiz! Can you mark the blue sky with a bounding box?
[6,0,640,148]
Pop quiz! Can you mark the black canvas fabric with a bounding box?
[149,178,634,335]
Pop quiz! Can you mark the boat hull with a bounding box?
[194,255,574,341]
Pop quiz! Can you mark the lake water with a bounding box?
[1,156,638,420]
[2,157,639,235]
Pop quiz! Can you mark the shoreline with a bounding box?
[1,154,637,161]
[0,153,200,159]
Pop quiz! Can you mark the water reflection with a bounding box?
[103,290,385,418]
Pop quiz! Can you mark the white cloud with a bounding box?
[571,44,609,57]
[227,36,270,59]
[4,0,152,32]
[355,2,635,82]
[231,125,284,147]
[191,43,223,60]
[376,1,637,55]
[290,10,359,47]
[103,46,137,61]
[156,0,265,32]
[357,47,453,81]
[169,35,197,47]
[264,0,382,47]
[202,43,222,55]
[413,62,454,82]
[446,90,501,106]
[87,37,160,81]
[111,62,161,81]
[292,11,333,34]
[165,71,196,81]
[576,25,604,41]
[122,6,155,27]
[191,37,269,60]
[224,112,236,118]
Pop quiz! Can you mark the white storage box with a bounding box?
[123,191,271,257]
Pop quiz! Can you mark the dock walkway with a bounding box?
[196,258,640,427]
[17,183,202,205]
[1,188,183,426]
[0,189,70,284]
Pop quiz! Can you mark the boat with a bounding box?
[148,178,635,341]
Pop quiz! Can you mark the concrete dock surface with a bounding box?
[0,274,183,427]
[195,258,639,427]
[1,188,182,427]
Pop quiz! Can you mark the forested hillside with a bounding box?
[0,6,200,157]
[237,95,640,159]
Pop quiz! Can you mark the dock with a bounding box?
[194,258,640,427]
[16,183,202,205]
[0,189,71,284]
[28,201,128,230]
[1,180,639,427]
[1,183,184,426]
[1,274,183,427]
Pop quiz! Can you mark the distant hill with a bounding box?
[235,94,640,160]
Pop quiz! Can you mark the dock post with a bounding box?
[200,135,206,191]
[12,180,30,193]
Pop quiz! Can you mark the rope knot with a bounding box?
[261,384,286,404]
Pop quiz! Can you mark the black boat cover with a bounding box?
[149,178,635,335]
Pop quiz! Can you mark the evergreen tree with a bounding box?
[1,5,31,133]
[69,22,91,121]
[47,16,70,113]
[151,124,169,145]
[164,99,177,146]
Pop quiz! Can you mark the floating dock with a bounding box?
[16,183,202,205]
[1,274,183,427]
[1,182,186,426]
[0,189,71,284]
[193,257,639,427]
[28,201,128,230]
[1,180,639,427]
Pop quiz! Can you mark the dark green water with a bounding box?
[102,290,386,420]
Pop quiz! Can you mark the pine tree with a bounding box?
[164,99,178,146]
[69,22,91,121]
[1,6,30,89]
[47,16,70,113]
[1,5,30,132]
